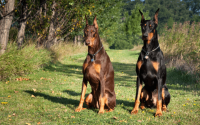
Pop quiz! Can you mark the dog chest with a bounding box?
[84,62,101,83]
[138,60,159,84]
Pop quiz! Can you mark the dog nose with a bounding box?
[143,33,148,37]
[85,40,90,45]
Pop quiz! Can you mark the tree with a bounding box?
[111,3,150,49]
[0,0,15,54]
[17,0,28,49]
[143,0,190,34]
[46,0,57,48]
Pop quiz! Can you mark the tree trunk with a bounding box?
[44,1,46,17]
[77,35,81,46]
[73,36,77,45]
[46,0,57,48]
[0,0,15,54]
[17,0,28,49]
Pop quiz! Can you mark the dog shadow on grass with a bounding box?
[44,61,83,78]
[25,90,80,110]
[62,89,135,113]
[25,89,135,114]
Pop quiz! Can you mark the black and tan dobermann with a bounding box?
[131,9,170,117]
[75,16,116,114]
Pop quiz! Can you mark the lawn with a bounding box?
[0,49,200,124]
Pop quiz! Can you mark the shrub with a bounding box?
[0,44,51,80]
[160,22,200,76]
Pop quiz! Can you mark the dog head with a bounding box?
[139,9,159,43]
[84,15,99,47]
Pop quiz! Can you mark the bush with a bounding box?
[0,44,51,80]
[160,22,200,76]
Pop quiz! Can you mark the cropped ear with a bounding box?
[85,15,88,25]
[93,15,98,30]
[154,8,159,24]
[139,10,145,24]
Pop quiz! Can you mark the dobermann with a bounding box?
[75,16,116,114]
[131,9,170,117]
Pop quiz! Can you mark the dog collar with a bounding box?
[142,45,160,59]
[88,45,103,62]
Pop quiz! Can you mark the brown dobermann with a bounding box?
[131,9,170,117]
[75,16,116,114]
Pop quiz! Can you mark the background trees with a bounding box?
[0,0,199,51]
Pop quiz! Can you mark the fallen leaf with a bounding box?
[37,122,41,124]
[26,123,31,125]
[31,95,35,98]
[33,89,36,92]
[137,120,142,122]
[8,95,11,98]
[12,113,16,116]
[14,91,19,93]
[8,115,11,117]
[1,102,8,105]
[52,91,54,94]
[16,77,29,81]
[113,116,118,120]
[71,116,75,118]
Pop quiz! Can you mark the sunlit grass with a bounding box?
[0,49,199,124]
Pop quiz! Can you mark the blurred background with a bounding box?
[0,0,199,80]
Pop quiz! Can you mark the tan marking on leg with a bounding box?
[155,100,162,117]
[131,84,142,114]
[85,93,93,107]
[151,61,159,72]
[93,63,101,74]
[137,61,143,70]
[98,94,107,114]
[75,84,87,112]
[162,88,167,111]
[140,88,149,109]
[140,103,145,109]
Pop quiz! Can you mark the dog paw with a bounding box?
[106,109,113,113]
[140,105,145,110]
[98,110,105,114]
[131,109,138,114]
[155,111,162,117]
[75,107,85,112]
[162,107,167,112]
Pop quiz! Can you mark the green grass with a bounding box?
[0,49,200,124]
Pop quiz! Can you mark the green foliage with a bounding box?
[143,0,191,34]
[167,17,174,29]
[110,4,150,49]
[9,27,18,42]
[0,44,51,80]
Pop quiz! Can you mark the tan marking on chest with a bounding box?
[147,32,154,44]
[151,61,159,72]
[93,63,101,74]
[137,60,143,70]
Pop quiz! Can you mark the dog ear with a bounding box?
[85,15,88,25]
[93,15,98,30]
[139,10,145,24]
[154,8,159,25]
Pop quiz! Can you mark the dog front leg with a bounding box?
[155,79,162,116]
[75,79,87,112]
[131,77,142,114]
[98,76,106,114]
